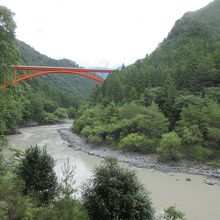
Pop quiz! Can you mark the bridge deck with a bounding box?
[13,65,113,73]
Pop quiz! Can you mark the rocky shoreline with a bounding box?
[58,128,220,182]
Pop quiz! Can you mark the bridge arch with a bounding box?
[3,65,114,88]
[12,70,104,85]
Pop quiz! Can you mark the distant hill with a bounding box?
[16,40,97,99]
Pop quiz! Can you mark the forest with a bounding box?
[1,1,220,219]
[0,4,98,135]
[73,0,220,163]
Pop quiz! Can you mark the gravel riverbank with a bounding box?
[58,128,220,181]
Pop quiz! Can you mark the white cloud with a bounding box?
[1,0,213,67]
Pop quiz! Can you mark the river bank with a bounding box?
[58,128,220,182]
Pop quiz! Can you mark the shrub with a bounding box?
[157,132,181,161]
[164,206,185,220]
[178,125,203,146]
[194,146,213,161]
[41,112,59,124]
[81,126,93,137]
[211,160,220,168]
[17,145,58,204]
[82,157,154,220]
[119,101,146,119]
[68,106,77,119]
[88,135,102,144]
[119,133,157,153]
[54,107,68,119]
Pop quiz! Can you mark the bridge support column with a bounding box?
[13,67,17,81]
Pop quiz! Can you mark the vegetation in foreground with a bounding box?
[0,144,89,220]
[0,144,186,220]
[82,157,154,220]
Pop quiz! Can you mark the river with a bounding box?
[7,121,220,220]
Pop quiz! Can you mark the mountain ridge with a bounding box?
[72,0,220,162]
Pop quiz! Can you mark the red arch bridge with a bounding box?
[3,65,114,88]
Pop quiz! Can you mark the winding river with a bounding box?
[7,121,220,220]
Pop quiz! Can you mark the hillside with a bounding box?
[73,0,220,163]
[16,40,97,99]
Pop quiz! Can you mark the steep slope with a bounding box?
[73,0,220,161]
[16,40,97,99]
[99,0,220,102]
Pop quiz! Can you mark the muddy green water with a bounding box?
[7,122,220,220]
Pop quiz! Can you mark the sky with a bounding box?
[1,0,214,68]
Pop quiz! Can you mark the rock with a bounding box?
[205,182,215,186]
[6,128,22,135]
[186,178,191,181]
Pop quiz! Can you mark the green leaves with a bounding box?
[157,132,181,161]
[0,6,19,79]
[74,101,169,153]
[0,6,16,37]
[82,157,154,220]
[16,146,58,204]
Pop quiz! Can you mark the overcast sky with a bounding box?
[1,0,213,68]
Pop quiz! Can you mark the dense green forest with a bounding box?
[0,4,100,134]
[2,1,216,218]
[74,0,220,163]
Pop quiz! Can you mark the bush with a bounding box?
[81,126,93,137]
[119,101,146,119]
[164,206,185,220]
[54,107,68,119]
[68,106,77,119]
[82,157,154,220]
[119,133,157,153]
[178,125,203,147]
[41,112,59,124]
[32,199,89,220]
[157,132,181,161]
[194,146,213,161]
[211,160,220,168]
[17,145,58,204]
[88,135,102,144]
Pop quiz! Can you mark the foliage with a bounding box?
[54,107,68,119]
[88,134,102,144]
[177,102,220,149]
[0,4,82,134]
[0,87,23,133]
[74,101,168,154]
[119,101,145,119]
[0,5,19,81]
[68,106,77,118]
[119,133,157,153]
[157,132,181,161]
[0,145,88,220]
[71,0,220,162]
[194,145,213,161]
[211,160,220,168]
[82,157,154,220]
[16,145,58,204]
[41,112,59,124]
[164,206,186,220]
